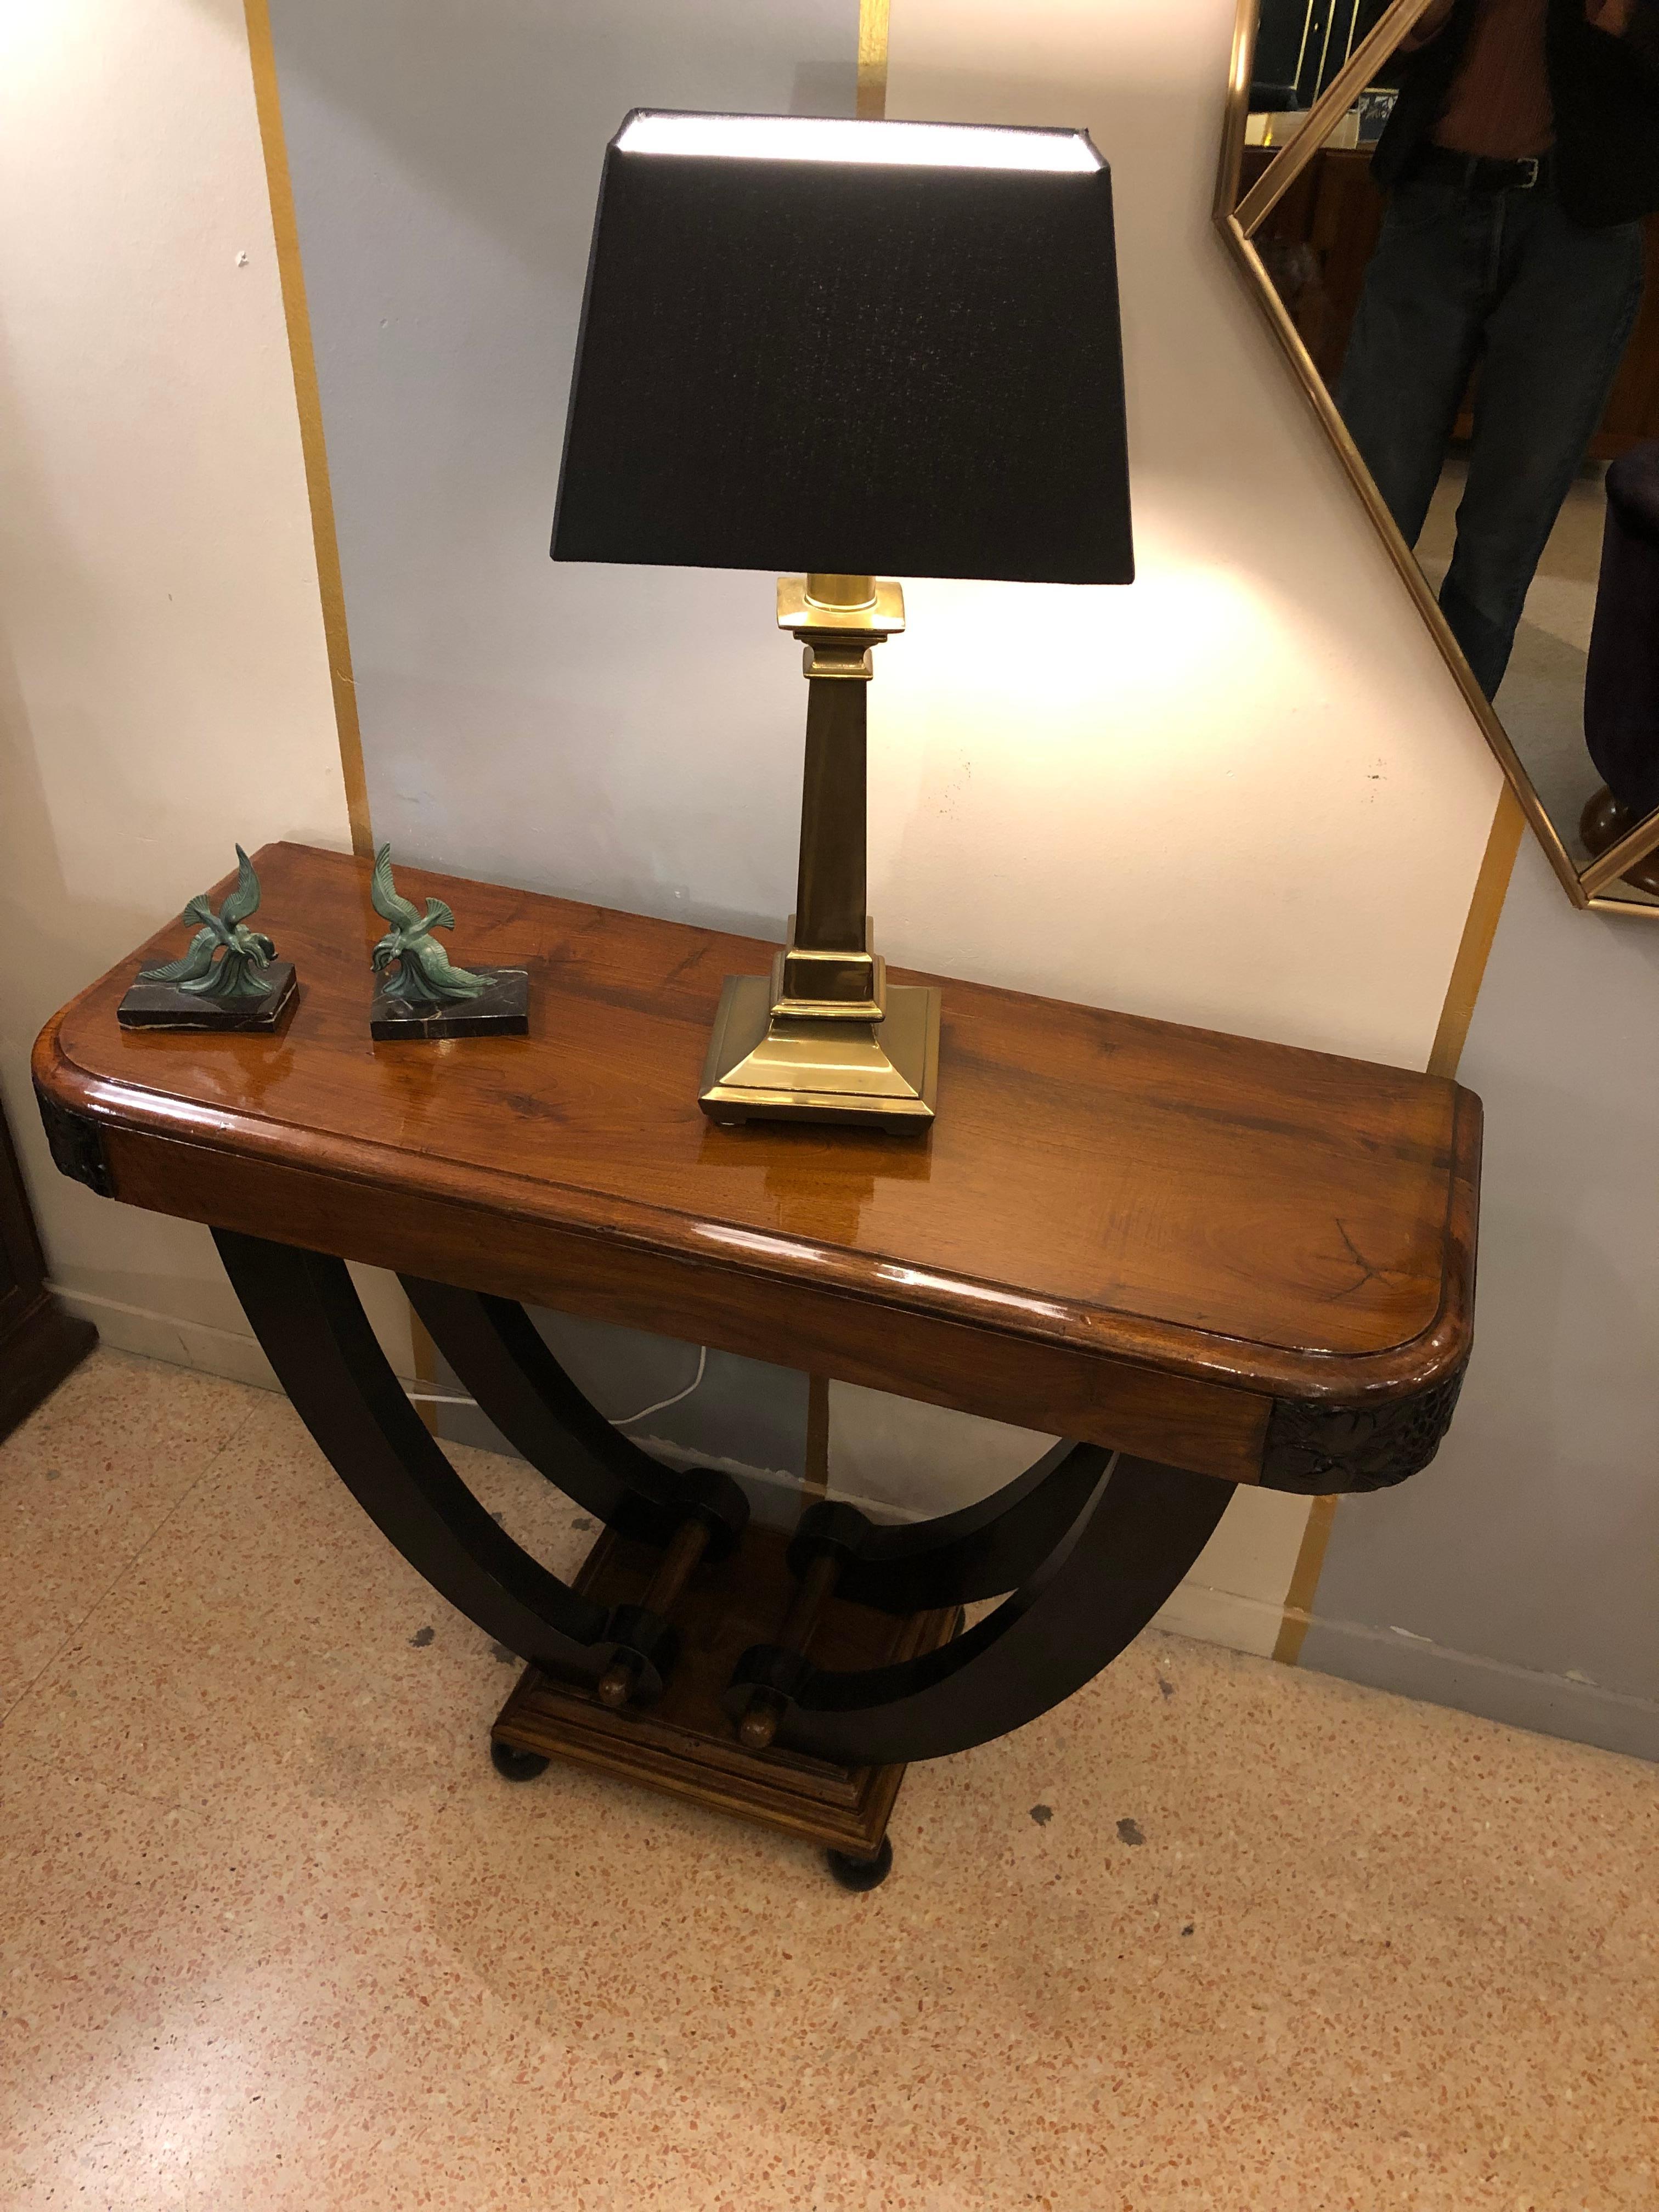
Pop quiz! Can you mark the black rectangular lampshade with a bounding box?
[552,112,1133,587]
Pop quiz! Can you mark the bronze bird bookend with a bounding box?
[368,845,528,1041]
[119,847,297,1032]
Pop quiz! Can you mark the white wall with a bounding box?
[0,0,364,1374]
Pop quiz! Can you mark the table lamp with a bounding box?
[552,111,1134,1131]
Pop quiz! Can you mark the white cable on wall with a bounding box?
[612,1346,708,1427]
[402,1346,709,1427]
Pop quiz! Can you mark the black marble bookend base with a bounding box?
[117,964,298,1032]
[370,968,529,1041]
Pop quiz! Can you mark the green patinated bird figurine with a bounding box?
[139,846,277,1002]
[369,843,490,1007]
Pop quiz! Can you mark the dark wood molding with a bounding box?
[32,1083,113,1199]
[1262,1364,1468,1494]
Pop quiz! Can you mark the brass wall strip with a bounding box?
[858,0,890,120]
[1271,1494,1338,1666]
[409,1311,445,1439]
[1275,790,1526,1660]
[1428,783,1526,1079]
[242,0,375,861]
[802,1374,832,1519]
[1234,0,1434,234]
[785,7,894,1487]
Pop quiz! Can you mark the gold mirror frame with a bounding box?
[1215,0,1659,919]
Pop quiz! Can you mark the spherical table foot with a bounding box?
[490,1738,551,1782]
[825,1835,893,1891]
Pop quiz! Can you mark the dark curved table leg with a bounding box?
[735,1454,1231,1768]
[400,1277,748,1557]
[791,1441,1114,1611]
[215,1231,614,1672]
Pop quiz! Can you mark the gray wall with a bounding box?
[1302,837,1659,1760]
[269,0,859,1471]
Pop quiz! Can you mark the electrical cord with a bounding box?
[401,1346,708,1427]
[612,1345,708,1426]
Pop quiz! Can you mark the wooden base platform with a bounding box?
[117,963,297,1032]
[492,1522,961,1863]
[370,967,529,1041]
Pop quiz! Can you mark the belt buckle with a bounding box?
[1516,156,1541,189]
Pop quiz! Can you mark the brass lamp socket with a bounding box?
[777,575,906,639]
[805,572,878,611]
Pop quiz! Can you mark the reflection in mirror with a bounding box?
[1247,3,1401,144]
[1235,1,1659,908]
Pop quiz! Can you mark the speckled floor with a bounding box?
[2,1350,1655,2211]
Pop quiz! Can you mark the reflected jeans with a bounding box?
[1336,174,1646,698]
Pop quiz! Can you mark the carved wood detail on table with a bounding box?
[1263,1365,1469,1493]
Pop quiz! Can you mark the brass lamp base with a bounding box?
[699,974,940,1131]
[702,572,939,1132]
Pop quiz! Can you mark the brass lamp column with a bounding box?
[699,573,941,1130]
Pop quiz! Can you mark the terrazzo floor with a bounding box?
[2,1348,1655,2211]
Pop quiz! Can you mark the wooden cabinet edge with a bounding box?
[0,1294,98,1445]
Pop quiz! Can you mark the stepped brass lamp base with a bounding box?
[699,973,940,1130]
[702,571,941,1132]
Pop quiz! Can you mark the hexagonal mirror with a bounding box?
[1216,0,1659,915]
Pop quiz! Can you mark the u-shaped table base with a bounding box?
[215,1231,1233,1881]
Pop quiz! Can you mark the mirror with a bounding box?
[1218,0,1659,914]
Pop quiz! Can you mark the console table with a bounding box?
[33,844,1479,1886]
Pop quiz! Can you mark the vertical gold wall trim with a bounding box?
[858,0,890,119]
[839,6,890,1511]
[409,1313,444,1438]
[242,0,375,860]
[1427,784,1527,1079]
[803,1375,832,1519]
[1275,785,1524,1662]
[1273,1494,1338,1665]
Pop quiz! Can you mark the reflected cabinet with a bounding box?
[1218,0,1659,915]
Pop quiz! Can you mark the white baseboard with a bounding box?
[51,1286,282,1392]
[1297,1612,1659,1763]
[1153,1577,1290,1658]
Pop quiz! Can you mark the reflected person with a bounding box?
[1336,0,1659,697]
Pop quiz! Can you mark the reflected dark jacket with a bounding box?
[1372,0,1659,228]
